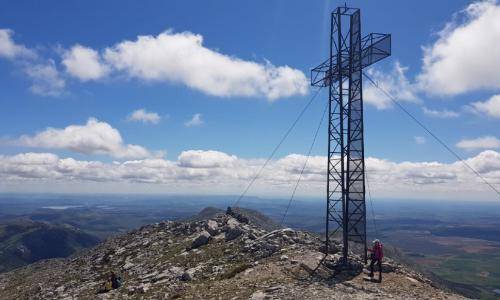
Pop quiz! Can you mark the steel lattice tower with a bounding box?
[311,6,391,262]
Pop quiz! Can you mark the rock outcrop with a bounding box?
[0,208,468,299]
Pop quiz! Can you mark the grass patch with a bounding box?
[220,263,253,279]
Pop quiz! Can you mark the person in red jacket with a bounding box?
[368,239,384,282]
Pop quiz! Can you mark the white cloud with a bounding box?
[0,29,35,60]
[456,136,500,150]
[1,149,499,200]
[423,107,460,118]
[364,61,418,110]
[24,60,66,96]
[127,109,161,124]
[14,118,155,159]
[417,0,500,96]
[62,45,109,81]
[462,149,500,173]
[414,136,426,144]
[102,30,308,100]
[178,150,236,168]
[184,113,203,127]
[3,28,307,100]
[468,94,500,118]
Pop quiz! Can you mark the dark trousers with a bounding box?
[370,256,382,281]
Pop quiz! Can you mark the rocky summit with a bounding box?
[0,208,467,300]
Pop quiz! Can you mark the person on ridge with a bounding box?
[368,239,384,282]
[97,272,121,293]
[110,272,122,289]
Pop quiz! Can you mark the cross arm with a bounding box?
[361,33,391,69]
[311,33,391,87]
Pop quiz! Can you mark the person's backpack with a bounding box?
[104,280,112,291]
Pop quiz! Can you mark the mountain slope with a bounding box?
[0,208,467,299]
[0,220,100,272]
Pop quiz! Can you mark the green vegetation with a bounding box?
[0,220,100,272]
[430,253,500,299]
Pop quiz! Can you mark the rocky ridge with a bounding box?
[0,208,468,299]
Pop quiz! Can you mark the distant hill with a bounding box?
[0,220,100,272]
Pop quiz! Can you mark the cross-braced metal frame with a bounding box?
[311,6,391,263]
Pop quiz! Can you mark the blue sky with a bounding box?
[1,0,500,200]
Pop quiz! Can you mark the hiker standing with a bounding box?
[368,239,384,282]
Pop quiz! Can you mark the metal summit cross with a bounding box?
[311,6,391,263]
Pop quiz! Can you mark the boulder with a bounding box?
[122,262,134,270]
[249,291,267,300]
[225,227,244,241]
[381,262,397,273]
[181,271,192,281]
[137,283,151,293]
[205,220,219,236]
[191,230,211,249]
[226,217,240,229]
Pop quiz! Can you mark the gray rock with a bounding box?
[249,291,267,300]
[137,283,151,293]
[126,286,135,295]
[382,262,397,273]
[265,285,283,292]
[181,271,192,281]
[122,262,134,270]
[226,217,240,229]
[169,266,184,277]
[225,227,244,241]
[205,220,219,236]
[191,230,211,249]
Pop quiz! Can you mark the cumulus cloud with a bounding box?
[62,45,109,81]
[184,113,203,127]
[0,149,499,200]
[14,118,155,159]
[456,136,500,150]
[24,60,65,96]
[3,28,308,100]
[101,30,308,100]
[462,149,500,173]
[0,29,35,60]
[422,107,460,118]
[127,109,161,124]
[363,61,418,110]
[468,94,500,118]
[417,0,500,96]
[178,150,237,168]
